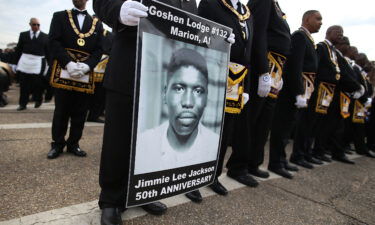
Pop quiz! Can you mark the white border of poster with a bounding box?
[126,0,232,207]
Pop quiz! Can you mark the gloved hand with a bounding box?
[243,93,249,105]
[226,33,235,44]
[365,97,372,108]
[77,62,90,74]
[66,61,84,78]
[119,0,148,26]
[257,73,272,97]
[352,85,365,99]
[276,78,283,91]
[295,95,308,108]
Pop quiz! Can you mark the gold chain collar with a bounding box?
[323,41,341,80]
[67,10,98,39]
[220,0,251,21]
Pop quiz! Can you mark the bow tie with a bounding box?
[73,9,87,16]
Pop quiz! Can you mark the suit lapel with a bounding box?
[218,0,246,45]
[81,15,92,33]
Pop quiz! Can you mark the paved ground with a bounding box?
[0,84,374,225]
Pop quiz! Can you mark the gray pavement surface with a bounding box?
[0,84,374,225]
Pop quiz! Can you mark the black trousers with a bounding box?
[366,99,375,149]
[292,107,316,160]
[215,104,252,179]
[99,90,132,210]
[312,93,346,158]
[247,95,277,170]
[268,95,296,169]
[18,72,44,106]
[51,89,90,149]
[88,82,106,120]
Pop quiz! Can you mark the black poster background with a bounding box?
[126,0,232,207]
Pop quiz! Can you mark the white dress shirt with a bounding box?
[29,30,40,39]
[74,8,86,30]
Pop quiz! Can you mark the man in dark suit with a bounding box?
[47,0,103,159]
[311,26,362,164]
[246,0,295,179]
[93,0,197,224]
[268,10,323,178]
[0,18,49,110]
[183,0,255,203]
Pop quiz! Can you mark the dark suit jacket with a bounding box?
[198,0,253,67]
[49,10,103,69]
[93,0,197,95]
[248,0,290,75]
[0,31,49,65]
[282,29,317,98]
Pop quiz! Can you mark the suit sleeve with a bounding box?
[337,55,361,93]
[49,12,72,68]
[93,0,125,31]
[198,0,214,21]
[248,0,272,75]
[284,32,305,97]
[316,44,337,84]
[0,33,23,64]
[82,22,104,69]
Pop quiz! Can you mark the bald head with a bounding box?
[29,18,40,32]
[326,25,343,44]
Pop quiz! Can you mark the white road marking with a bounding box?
[0,122,103,130]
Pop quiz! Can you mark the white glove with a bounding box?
[295,95,308,108]
[243,93,249,105]
[352,85,365,99]
[276,78,283,91]
[66,61,84,78]
[77,62,90,74]
[365,98,372,108]
[257,73,272,97]
[119,0,148,26]
[226,33,235,44]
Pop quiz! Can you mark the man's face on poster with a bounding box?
[165,65,208,137]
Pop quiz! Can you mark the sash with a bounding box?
[352,100,367,124]
[93,55,109,83]
[315,82,335,114]
[50,48,95,94]
[267,51,286,98]
[225,62,248,114]
[17,53,44,74]
[340,92,350,119]
[302,72,316,100]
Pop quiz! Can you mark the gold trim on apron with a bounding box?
[225,62,248,114]
[302,72,316,100]
[50,48,95,94]
[315,82,335,114]
[352,100,367,124]
[267,51,286,99]
[340,92,350,119]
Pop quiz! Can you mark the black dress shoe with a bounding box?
[268,167,293,179]
[47,147,63,159]
[227,173,259,187]
[284,163,299,172]
[332,155,355,164]
[209,180,228,196]
[34,101,42,108]
[87,118,105,123]
[67,147,87,157]
[185,190,203,203]
[313,154,332,162]
[17,105,26,111]
[248,168,270,178]
[290,158,314,169]
[101,208,123,225]
[305,156,323,165]
[140,201,167,215]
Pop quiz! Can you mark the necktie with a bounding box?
[32,31,37,40]
[74,9,87,16]
[237,2,247,40]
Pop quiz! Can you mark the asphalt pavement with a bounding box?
[0,84,374,225]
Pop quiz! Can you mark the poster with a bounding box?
[126,0,232,207]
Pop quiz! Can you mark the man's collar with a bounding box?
[324,39,333,46]
[300,26,311,35]
[30,30,40,34]
[73,7,87,12]
[230,0,239,9]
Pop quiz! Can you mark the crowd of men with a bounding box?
[1,0,375,224]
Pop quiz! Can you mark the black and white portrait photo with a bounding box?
[133,33,227,175]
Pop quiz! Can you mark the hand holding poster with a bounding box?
[126,0,232,207]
